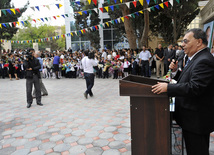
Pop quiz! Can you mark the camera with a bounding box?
[88,52,95,59]
[24,51,33,60]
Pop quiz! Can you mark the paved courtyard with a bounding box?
[0,77,214,155]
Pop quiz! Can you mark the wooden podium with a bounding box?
[120,75,170,155]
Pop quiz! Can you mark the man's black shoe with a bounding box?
[37,103,43,106]
[27,104,31,108]
[84,92,88,99]
[89,94,93,97]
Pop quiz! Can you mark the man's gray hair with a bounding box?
[186,28,208,46]
[35,51,41,57]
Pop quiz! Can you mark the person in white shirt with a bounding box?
[101,49,107,60]
[81,51,98,99]
[139,46,151,77]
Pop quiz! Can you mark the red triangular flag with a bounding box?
[15,8,21,13]
[47,38,49,41]
[92,0,97,5]
[125,16,129,19]
[132,1,137,7]
[95,25,98,30]
[13,22,16,27]
[99,8,104,13]
[164,1,169,7]
[33,19,36,23]
[83,29,86,33]
[63,34,65,37]
[53,16,56,20]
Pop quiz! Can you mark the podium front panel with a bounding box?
[130,96,170,155]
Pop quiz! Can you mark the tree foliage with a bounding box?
[0,0,28,51]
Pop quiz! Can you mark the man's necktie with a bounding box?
[184,58,190,68]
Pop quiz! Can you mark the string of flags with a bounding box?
[1,1,172,44]
[0,0,180,29]
[0,3,63,17]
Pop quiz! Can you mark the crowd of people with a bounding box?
[0,44,186,80]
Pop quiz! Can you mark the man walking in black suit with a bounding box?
[152,28,214,155]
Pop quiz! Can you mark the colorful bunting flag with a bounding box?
[125,2,130,8]
[131,14,135,18]
[110,6,114,11]
[65,14,68,17]
[21,21,25,26]
[2,10,6,15]
[88,0,91,5]
[104,7,109,12]
[114,0,117,3]
[56,4,63,9]
[99,8,104,13]
[159,3,164,9]
[33,19,36,23]
[106,22,109,27]
[13,22,16,27]
[132,1,137,8]
[125,16,129,19]
[107,0,110,4]
[41,18,44,22]
[164,1,169,7]
[135,12,139,16]
[139,11,143,14]
[62,15,65,18]
[78,12,82,15]
[7,9,12,14]
[121,17,124,22]
[176,0,180,3]
[0,24,2,29]
[139,0,143,6]
[92,0,97,6]
[150,6,155,11]
[155,5,160,10]
[11,9,16,14]
[46,5,50,10]
[146,0,150,5]
[35,6,39,11]
[53,16,56,20]
[83,11,87,15]
[120,0,123,3]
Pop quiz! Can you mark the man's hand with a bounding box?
[169,60,178,72]
[27,68,32,70]
[151,82,168,94]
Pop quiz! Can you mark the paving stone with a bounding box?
[102,149,120,155]
[77,137,93,145]
[24,140,42,148]
[85,131,99,137]
[47,128,60,133]
[12,131,27,138]
[37,133,52,140]
[39,142,56,150]
[54,123,67,128]
[46,153,61,155]
[22,126,37,131]
[24,133,39,139]
[85,147,103,155]
[109,141,126,149]
[79,124,91,130]
[34,127,48,133]
[93,139,109,147]
[104,127,117,132]
[42,122,56,127]
[126,143,131,151]
[0,147,16,155]
[50,134,65,142]
[11,139,29,147]
[1,130,15,136]
[72,130,85,136]
[11,149,30,155]
[113,134,130,141]
[122,151,131,155]
[118,128,130,134]
[99,133,114,139]
[64,136,79,143]
[0,138,16,145]
[69,145,87,154]
[91,126,104,131]
[28,150,46,155]
[59,128,72,135]
[53,143,71,152]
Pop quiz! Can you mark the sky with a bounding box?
[10,0,73,27]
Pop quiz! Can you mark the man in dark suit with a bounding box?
[0,60,6,79]
[152,28,214,155]
[164,44,176,74]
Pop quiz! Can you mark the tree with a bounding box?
[12,17,65,51]
[0,0,28,54]
[71,0,101,49]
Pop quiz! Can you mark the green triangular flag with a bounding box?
[107,0,110,4]
[24,21,28,25]
[154,0,157,3]
[176,0,180,3]
[2,10,7,15]
[6,23,9,27]
[89,10,92,14]
[45,17,48,21]
[111,20,114,25]
[116,5,119,9]
[151,6,155,11]
[131,14,135,18]
[65,14,68,17]
[100,24,103,28]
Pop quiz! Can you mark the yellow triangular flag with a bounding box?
[70,32,73,36]
[120,0,123,3]
[16,22,20,26]
[88,0,91,4]
[121,17,124,22]
[11,9,16,15]
[104,7,109,12]
[106,22,109,27]
[57,15,60,18]
[78,12,82,15]
[53,37,55,40]
[37,18,41,21]
[139,0,143,6]
[0,24,2,29]
[139,11,144,14]
[81,30,84,34]
[159,3,164,9]
[59,4,63,8]
[61,35,64,38]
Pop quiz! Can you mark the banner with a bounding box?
[204,21,214,53]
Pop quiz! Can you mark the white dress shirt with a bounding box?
[81,57,97,74]
[139,50,151,61]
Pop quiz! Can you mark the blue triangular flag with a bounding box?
[110,6,114,11]
[83,11,87,15]
[114,0,117,3]
[68,33,71,37]
[93,26,96,31]
[75,1,81,5]
[146,0,150,5]
[7,9,12,14]
[155,5,160,10]
[61,15,65,18]
[41,18,44,22]
[2,23,7,28]
[35,6,39,11]
[115,19,118,24]
[21,21,25,26]
[135,12,139,16]
[55,4,60,9]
